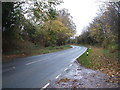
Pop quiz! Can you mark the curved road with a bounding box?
[2,45,87,88]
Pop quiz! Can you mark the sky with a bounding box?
[56,0,106,36]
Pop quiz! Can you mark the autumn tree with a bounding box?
[57,9,76,35]
[2,1,76,53]
[76,1,119,52]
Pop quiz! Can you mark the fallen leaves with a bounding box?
[82,46,119,83]
[57,78,71,83]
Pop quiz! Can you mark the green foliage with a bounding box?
[77,48,92,68]
[41,20,74,46]
[2,2,25,52]
[2,1,76,54]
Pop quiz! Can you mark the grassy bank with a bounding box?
[3,44,71,62]
[77,45,119,83]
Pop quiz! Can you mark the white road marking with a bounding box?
[72,59,76,62]
[69,64,72,67]
[26,58,50,65]
[71,48,87,62]
[26,47,87,66]
[42,83,50,89]
[56,74,61,79]
[26,60,41,65]
[64,68,68,71]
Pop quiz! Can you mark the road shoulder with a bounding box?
[48,61,118,88]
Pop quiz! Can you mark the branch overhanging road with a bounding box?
[2,45,87,88]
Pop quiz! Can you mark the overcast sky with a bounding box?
[56,0,107,36]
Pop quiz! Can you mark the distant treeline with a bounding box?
[2,1,76,53]
[72,2,120,53]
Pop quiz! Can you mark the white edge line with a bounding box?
[72,48,87,62]
[56,74,61,79]
[64,68,68,71]
[69,64,72,67]
[42,83,50,89]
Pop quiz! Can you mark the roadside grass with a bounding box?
[30,45,71,55]
[77,45,119,83]
[77,48,92,68]
[3,44,71,62]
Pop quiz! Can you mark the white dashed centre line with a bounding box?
[26,60,41,65]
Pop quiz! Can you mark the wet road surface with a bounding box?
[2,45,87,88]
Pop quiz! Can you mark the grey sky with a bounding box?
[56,0,106,36]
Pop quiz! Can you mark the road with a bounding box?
[2,45,87,88]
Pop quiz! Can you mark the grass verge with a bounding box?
[77,45,119,83]
[77,48,92,68]
[3,45,71,62]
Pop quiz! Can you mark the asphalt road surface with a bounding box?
[2,45,87,88]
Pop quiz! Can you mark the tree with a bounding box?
[76,1,119,52]
[57,9,76,35]
[2,2,25,52]
[2,1,76,54]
